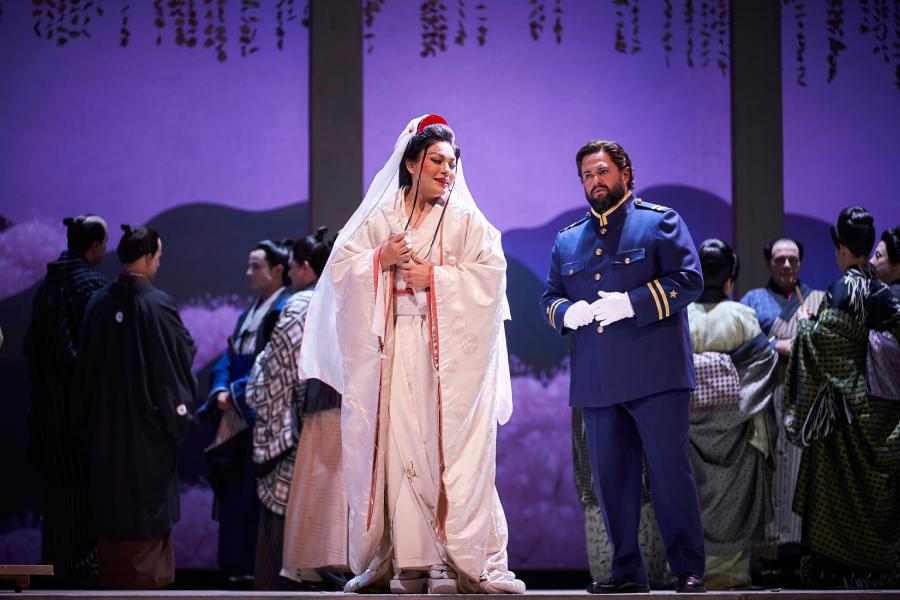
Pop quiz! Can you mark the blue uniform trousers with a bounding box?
[582,389,706,584]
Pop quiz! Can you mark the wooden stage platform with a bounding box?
[5,590,899,599]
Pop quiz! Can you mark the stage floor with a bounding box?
[7,591,900,599]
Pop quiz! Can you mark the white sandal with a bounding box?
[390,569,429,594]
[427,564,458,594]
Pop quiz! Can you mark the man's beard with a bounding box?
[585,181,627,213]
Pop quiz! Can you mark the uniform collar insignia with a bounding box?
[590,190,632,226]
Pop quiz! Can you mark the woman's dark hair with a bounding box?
[255,239,292,286]
[698,238,740,290]
[763,237,805,262]
[398,123,460,189]
[881,227,900,264]
[117,224,160,264]
[63,214,106,254]
[291,226,332,278]
[830,206,875,258]
[575,140,635,189]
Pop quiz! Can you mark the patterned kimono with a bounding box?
[785,264,900,587]
[687,294,778,588]
[741,280,826,554]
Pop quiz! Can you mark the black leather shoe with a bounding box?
[587,578,650,594]
[676,573,707,593]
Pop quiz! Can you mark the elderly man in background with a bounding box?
[739,238,825,576]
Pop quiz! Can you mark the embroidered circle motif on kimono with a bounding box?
[462,333,479,355]
[115,311,124,323]
[450,316,466,335]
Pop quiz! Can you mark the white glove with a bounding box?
[563,300,594,330]
[590,291,635,326]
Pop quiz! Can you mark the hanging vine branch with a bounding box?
[630,0,640,53]
[186,0,198,47]
[685,0,695,67]
[276,0,298,50]
[662,0,673,66]
[120,1,130,47]
[714,0,728,74]
[363,0,384,54]
[420,0,448,57]
[614,0,629,54]
[476,1,488,45]
[529,0,546,42]
[169,0,187,47]
[203,0,215,50]
[894,0,899,89]
[699,0,711,67]
[872,0,890,62]
[214,0,226,61]
[553,0,563,43]
[239,0,260,57]
[153,0,164,45]
[785,0,808,86]
[455,0,466,45]
[825,0,846,82]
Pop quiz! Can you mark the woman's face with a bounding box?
[406,141,457,201]
[870,240,900,283]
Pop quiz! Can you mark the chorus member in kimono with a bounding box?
[686,239,778,589]
[297,115,524,595]
[198,240,293,582]
[739,238,825,565]
[785,206,900,589]
[871,226,900,297]
[541,140,706,594]
[245,227,346,590]
[24,214,108,585]
[74,225,196,588]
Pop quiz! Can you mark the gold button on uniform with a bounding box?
[624,257,631,264]
[594,273,602,281]
[600,227,607,235]
[568,269,574,275]
[595,248,603,256]
[597,325,604,333]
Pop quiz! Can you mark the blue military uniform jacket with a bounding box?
[540,191,703,407]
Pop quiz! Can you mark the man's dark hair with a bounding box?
[117,224,160,264]
[574,140,635,189]
[698,238,740,290]
[830,206,875,258]
[881,227,900,264]
[63,214,106,254]
[763,237,805,262]
[291,226,333,278]
[255,239,292,286]
[399,124,460,189]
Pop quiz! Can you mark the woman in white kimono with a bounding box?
[298,115,524,594]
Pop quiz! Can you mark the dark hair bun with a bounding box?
[315,226,328,242]
[121,223,133,235]
[63,217,75,227]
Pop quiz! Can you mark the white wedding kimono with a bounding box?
[329,189,523,593]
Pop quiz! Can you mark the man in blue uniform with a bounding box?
[541,140,707,594]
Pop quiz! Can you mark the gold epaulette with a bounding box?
[559,213,590,233]
[633,198,670,213]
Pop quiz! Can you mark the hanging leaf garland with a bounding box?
[785,0,808,87]
[455,0,466,45]
[420,0,448,57]
[214,0,226,61]
[872,0,890,62]
[630,0,640,53]
[239,0,260,57]
[662,0,674,66]
[715,0,727,74]
[700,0,711,67]
[120,1,130,47]
[825,0,846,82]
[476,1,487,45]
[553,0,563,43]
[153,0,164,45]
[614,0,629,54]
[202,0,215,49]
[529,0,546,42]
[363,0,384,54]
[685,0,695,67]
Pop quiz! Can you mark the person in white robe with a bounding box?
[298,115,524,594]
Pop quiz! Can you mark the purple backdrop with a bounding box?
[1,0,897,572]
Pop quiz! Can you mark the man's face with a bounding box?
[580,151,629,210]
[768,240,801,292]
[247,249,276,292]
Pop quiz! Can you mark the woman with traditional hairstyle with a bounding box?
[298,115,524,594]
[871,226,900,298]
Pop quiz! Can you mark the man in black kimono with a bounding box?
[25,214,108,586]
[75,225,196,589]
